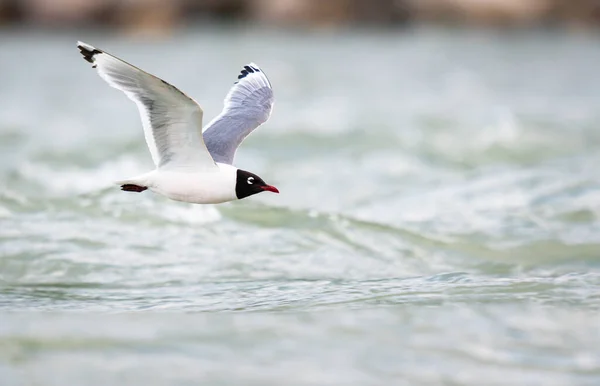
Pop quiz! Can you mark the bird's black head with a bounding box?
[235,169,279,200]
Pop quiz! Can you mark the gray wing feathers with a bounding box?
[202,63,274,165]
[77,41,216,170]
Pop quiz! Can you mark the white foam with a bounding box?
[19,156,145,196]
[158,202,222,225]
[0,205,12,218]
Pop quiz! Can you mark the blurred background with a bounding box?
[1,1,600,385]
[2,0,600,31]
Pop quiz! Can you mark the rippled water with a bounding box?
[1,27,600,385]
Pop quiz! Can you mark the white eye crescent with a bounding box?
[247,176,254,185]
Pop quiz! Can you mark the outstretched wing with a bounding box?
[77,41,216,171]
[202,63,274,165]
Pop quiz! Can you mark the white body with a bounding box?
[121,163,238,204]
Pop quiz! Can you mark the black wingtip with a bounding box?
[77,43,102,65]
[235,64,260,83]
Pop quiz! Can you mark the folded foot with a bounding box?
[121,184,147,192]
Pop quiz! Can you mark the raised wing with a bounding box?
[202,63,274,165]
[77,41,216,171]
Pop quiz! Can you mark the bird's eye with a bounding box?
[247,177,254,185]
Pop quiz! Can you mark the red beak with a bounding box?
[261,185,279,193]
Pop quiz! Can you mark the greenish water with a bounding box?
[1,27,600,385]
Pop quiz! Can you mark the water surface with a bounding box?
[1,27,600,385]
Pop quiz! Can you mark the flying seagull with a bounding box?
[77,41,278,204]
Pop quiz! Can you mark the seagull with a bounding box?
[77,41,278,204]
